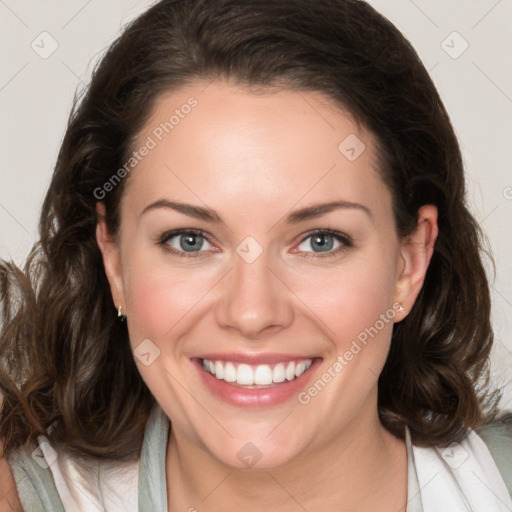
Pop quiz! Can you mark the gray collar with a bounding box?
[138,404,170,511]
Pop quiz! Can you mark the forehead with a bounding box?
[123,80,391,224]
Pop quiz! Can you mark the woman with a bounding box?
[1,0,511,510]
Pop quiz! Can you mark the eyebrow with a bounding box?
[140,199,372,224]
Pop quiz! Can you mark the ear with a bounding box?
[393,204,438,321]
[96,202,125,312]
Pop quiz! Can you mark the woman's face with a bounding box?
[97,80,436,468]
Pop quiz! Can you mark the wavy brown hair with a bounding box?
[0,0,500,460]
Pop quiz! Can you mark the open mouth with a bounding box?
[199,357,314,388]
[192,354,323,407]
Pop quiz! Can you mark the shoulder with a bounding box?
[476,413,512,497]
[5,435,139,512]
[4,439,64,511]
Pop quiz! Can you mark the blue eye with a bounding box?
[295,230,352,258]
[159,229,213,257]
[158,228,352,259]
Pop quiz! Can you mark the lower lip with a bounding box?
[193,358,322,407]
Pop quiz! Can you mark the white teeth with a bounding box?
[201,358,313,386]
[237,364,254,385]
[254,365,273,386]
[214,361,224,380]
[224,362,237,382]
[285,362,296,381]
[295,362,306,377]
[272,363,286,383]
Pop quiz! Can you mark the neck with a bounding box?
[166,405,407,512]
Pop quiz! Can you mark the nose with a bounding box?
[215,251,294,339]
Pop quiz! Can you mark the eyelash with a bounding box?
[157,228,353,259]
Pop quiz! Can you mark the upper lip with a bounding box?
[195,353,320,365]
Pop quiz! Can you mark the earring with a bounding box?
[118,305,127,322]
[397,303,405,313]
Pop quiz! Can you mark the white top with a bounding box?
[39,443,139,511]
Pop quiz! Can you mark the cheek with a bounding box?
[294,248,399,360]
[300,253,398,323]
[126,274,202,343]
[121,247,213,343]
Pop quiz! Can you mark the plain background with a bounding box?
[1,0,511,410]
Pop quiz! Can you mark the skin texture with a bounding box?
[0,442,23,512]
[97,80,438,511]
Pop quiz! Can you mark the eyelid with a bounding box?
[292,229,353,258]
[296,228,353,245]
[158,228,217,258]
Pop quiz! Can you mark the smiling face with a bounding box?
[97,80,437,469]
